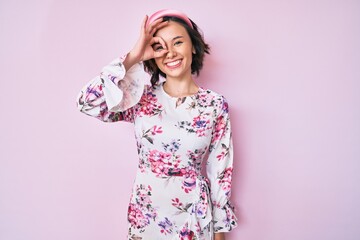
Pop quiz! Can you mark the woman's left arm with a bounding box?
[207,96,238,233]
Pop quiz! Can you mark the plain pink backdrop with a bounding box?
[1,0,359,239]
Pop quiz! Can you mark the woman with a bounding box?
[77,9,237,240]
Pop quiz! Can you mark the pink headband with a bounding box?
[147,9,193,29]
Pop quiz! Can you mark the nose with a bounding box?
[166,47,177,59]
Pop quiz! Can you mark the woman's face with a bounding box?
[153,21,194,81]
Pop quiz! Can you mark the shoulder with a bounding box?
[144,82,163,93]
[199,87,229,112]
[138,83,162,103]
[203,88,227,99]
[141,84,158,95]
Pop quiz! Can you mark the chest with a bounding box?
[133,93,217,152]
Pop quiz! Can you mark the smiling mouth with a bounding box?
[166,60,182,68]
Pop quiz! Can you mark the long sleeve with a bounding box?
[76,56,146,122]
[207,96,238,232]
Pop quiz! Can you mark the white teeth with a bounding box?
[166,60,181,67]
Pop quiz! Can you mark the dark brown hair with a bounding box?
[143,16,210,87]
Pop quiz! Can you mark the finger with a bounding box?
[150,21,168,36]
[149,36,167,50]
[155,37,167,49]
[147,17,168,34]
[153,49,169,58]
[156,20,169,29]
[145,17,162,33]
[141,15,148,32]
[150,17,164,27]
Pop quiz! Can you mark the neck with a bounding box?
[162,77,199,98]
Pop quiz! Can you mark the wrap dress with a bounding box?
[76,56,237,239]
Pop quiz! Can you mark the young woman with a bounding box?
[77,9,237,240]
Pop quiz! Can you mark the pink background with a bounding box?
[1,0,359,239]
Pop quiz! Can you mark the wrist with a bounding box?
[123,51,141,71]
[214,232,225,240]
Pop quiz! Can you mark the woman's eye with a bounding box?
[174,41,183,46]
[153,45,164,51]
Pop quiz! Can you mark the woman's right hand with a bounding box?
[124,15,169,71]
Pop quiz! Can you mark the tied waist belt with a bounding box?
[167,169,213,236]
[140,166,215,238]
[143,166,214,234]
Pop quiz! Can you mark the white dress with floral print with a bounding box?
[77,56,237,240]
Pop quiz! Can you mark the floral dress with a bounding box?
[76,56,238,239]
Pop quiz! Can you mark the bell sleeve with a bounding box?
[76,55,146,122]
[207,96,238,232]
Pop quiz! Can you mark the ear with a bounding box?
[192,46,196,54]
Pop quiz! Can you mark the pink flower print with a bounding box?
[151,125,163,135]
[135,185,153,207]
[212,200,222,209]
[222,100,229,113]
[137,157,147,173]
[223,204,237,230]
[196,91,215,107]
[176,114,212,137]
[186,147,207,173]
[85,84,102,102]
[158,217,173,235]
[179,223,194,240]
[194,199,208,218]
[139,104,152,116]
[162,139,181,153]
[139,92,163,117]
[148,150,172,177]
[146,140,182,177]
[216,143,229,161]
[190,180,210,218]
[173,159,181,169]
[142,126,163,144]
[171,198,183,209]
[211,115,227,145]
[128,203,149,229]
[195,221,201,234]
[148,150,172,163]
[150,159,168,177]
[186,148,206,163]
[191,115,210,137]
[128,184,157,230]
[181,170,197,193]
[216,152,225,161]
[218,167,233,195]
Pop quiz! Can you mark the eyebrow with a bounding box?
[173,36,183,41]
